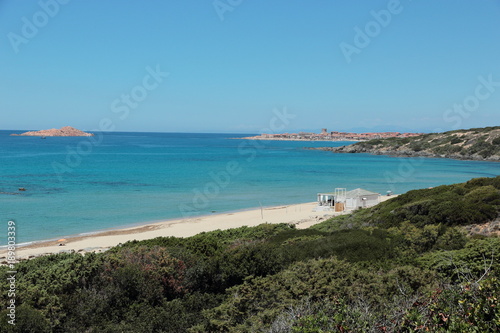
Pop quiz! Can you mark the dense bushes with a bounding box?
[348,126,500,160]
[194,257,439,332]
[312,176,500,230]
[1,177,499,332]
[417,237,500,283]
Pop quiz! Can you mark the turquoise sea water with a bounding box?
[1,131,499,245]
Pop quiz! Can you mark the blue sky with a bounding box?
[1,0,499,133]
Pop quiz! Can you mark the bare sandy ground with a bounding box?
[1,196,396,261]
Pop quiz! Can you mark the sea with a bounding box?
[1,131,499,246]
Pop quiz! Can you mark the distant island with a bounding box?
[311,126,500,162]
[242,128,422,142]
[10,126,94,137]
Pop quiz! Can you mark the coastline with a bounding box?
[236,137,361,142]
[0,196,395,261]
[312,146,500,162]
[315,127,500,162]
[0,202,325,260]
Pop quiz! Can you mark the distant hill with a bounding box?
[10,126,94,137]
[312,175,500,233]
[313,126,500,162]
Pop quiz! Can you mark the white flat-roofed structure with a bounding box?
[316,188,380,212]
[317,192,335,207]
[316,188,347,212]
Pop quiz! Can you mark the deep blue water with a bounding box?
[1,131,499,245]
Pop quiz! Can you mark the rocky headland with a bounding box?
[241,128,421,142]
[11,126,94,137]
[310,126,500,162]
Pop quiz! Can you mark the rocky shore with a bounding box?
[309,145,500,162]
[11,126,94,137]
[310,126,500,162]
[239,136,360,142]
[241,129,421,142]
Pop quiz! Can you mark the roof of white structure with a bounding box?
[345,188,380,198]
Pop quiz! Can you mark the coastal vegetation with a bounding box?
[317,126,500,161]
[1,176,500,332]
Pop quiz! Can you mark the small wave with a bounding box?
[0,241,34,249]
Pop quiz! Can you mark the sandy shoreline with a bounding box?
[1,197,395,261]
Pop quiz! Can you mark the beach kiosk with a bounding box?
[316,188,379,211]
[316,188,347,212]
[317,192,335,207]
[345,188,380,209]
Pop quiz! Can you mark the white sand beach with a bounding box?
[1,196,396,260]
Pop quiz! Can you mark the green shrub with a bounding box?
[197,257,437,332]
[314,176,500,229]
[0,304,51,333]
[2,176,499,332]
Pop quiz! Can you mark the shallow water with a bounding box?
[1,131,498,245]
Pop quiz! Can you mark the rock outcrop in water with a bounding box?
[11,126,94,137]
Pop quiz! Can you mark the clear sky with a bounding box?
[1,0,499,134]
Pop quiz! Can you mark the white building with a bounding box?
[344,188,380,209]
